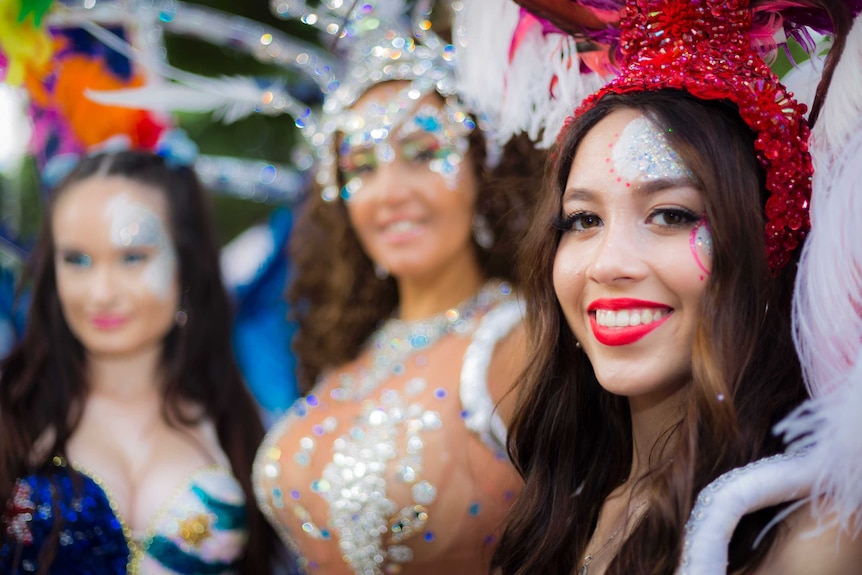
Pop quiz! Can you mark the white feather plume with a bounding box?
[454,0,521,141]
[86,75,287,124]
[810,19,862,169]
[778,9,862,541]
[679,15,862,573]
[686,12,862,544]
[454,0,605,148]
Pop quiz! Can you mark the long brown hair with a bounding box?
[492,91,808,575]
[289,120,546,392]
[0,151,275,573]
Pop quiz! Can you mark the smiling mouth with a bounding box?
[382,220,420,234]
[595,308,668,327]
[589,308,672,346]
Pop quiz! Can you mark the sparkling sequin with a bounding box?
[1,461,249,574]
[571,0,812,273]
[251,282,522,575]
[334,282,510,401]
[0,465,128,574]
[612,117,690,183]
[678,451,808,575]
[105,194,178,300]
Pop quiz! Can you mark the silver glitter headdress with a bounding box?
[65,0,551,202]
[268,0,481,201]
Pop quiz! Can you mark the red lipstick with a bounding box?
[587,298,668,311]
[587,298,672,346]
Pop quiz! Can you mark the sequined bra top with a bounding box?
[1,458,248,574]
[253,282,525,575]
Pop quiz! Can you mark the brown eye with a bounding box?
[552,212,602,232]
[649,208,699,227]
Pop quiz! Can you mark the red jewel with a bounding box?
[565,0,812,274]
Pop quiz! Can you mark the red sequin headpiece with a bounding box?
[570,0,813,273]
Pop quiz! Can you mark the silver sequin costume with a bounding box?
[253,285,524,574]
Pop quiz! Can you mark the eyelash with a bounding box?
[122,252,148,265]
[404,142,444,163]
[61,253,92,267]
[552,208,701,232]
[552,211,599,232]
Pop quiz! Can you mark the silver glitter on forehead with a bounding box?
[612,116,691,182]
[336,87,474,199]
[106,193,177,300]
[301,6,485,202]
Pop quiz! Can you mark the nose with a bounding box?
[360,159,412,204]
[89,264,119,306]
[585,218,649,285]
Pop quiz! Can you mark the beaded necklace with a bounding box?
[333,280,512,401]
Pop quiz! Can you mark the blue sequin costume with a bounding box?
[1,458,248,574]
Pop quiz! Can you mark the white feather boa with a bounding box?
[677,13,862,575]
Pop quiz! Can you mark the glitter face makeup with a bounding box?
[339,82,480,285]
[106,193,178,300]
[689,216,713,277]
[52,175,181,359]
[612,116,691,183]
[336,85,474,200]
[553,109,709,403]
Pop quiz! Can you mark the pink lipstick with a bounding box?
[91,315,127,330]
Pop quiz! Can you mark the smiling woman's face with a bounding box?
[339,82,479,283]
[52,175,180,359]
[553,108,713,402]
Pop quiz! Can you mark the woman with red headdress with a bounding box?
[491,1,862,574]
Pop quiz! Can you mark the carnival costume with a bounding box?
[237,2,550,573]
[0,139,256,574]
[507,0,861,572]
[247,4,525,572]
[254,282,524,574]
[1,459,247,574]
[0,7,273,570]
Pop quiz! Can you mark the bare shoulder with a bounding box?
[754,502,862,575]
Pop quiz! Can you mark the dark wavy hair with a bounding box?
[0,151,274,574]
[289,113,546,392]
[491,90,810,575]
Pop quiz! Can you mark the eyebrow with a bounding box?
[562,177,696,202]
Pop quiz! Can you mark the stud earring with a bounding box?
[175,309,189,327]
[472,213,495,250]
[374,263,390,280]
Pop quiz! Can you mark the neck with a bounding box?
[86,345,164,403]
[627,385,687,480]
[395,253,485,320]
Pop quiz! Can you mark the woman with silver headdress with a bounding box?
[251,2,549,574]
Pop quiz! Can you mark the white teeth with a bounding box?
[386,221,418,233]
[617,310,629,326]
[596,308,667,328]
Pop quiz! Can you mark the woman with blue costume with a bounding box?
[0,149,275,574]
